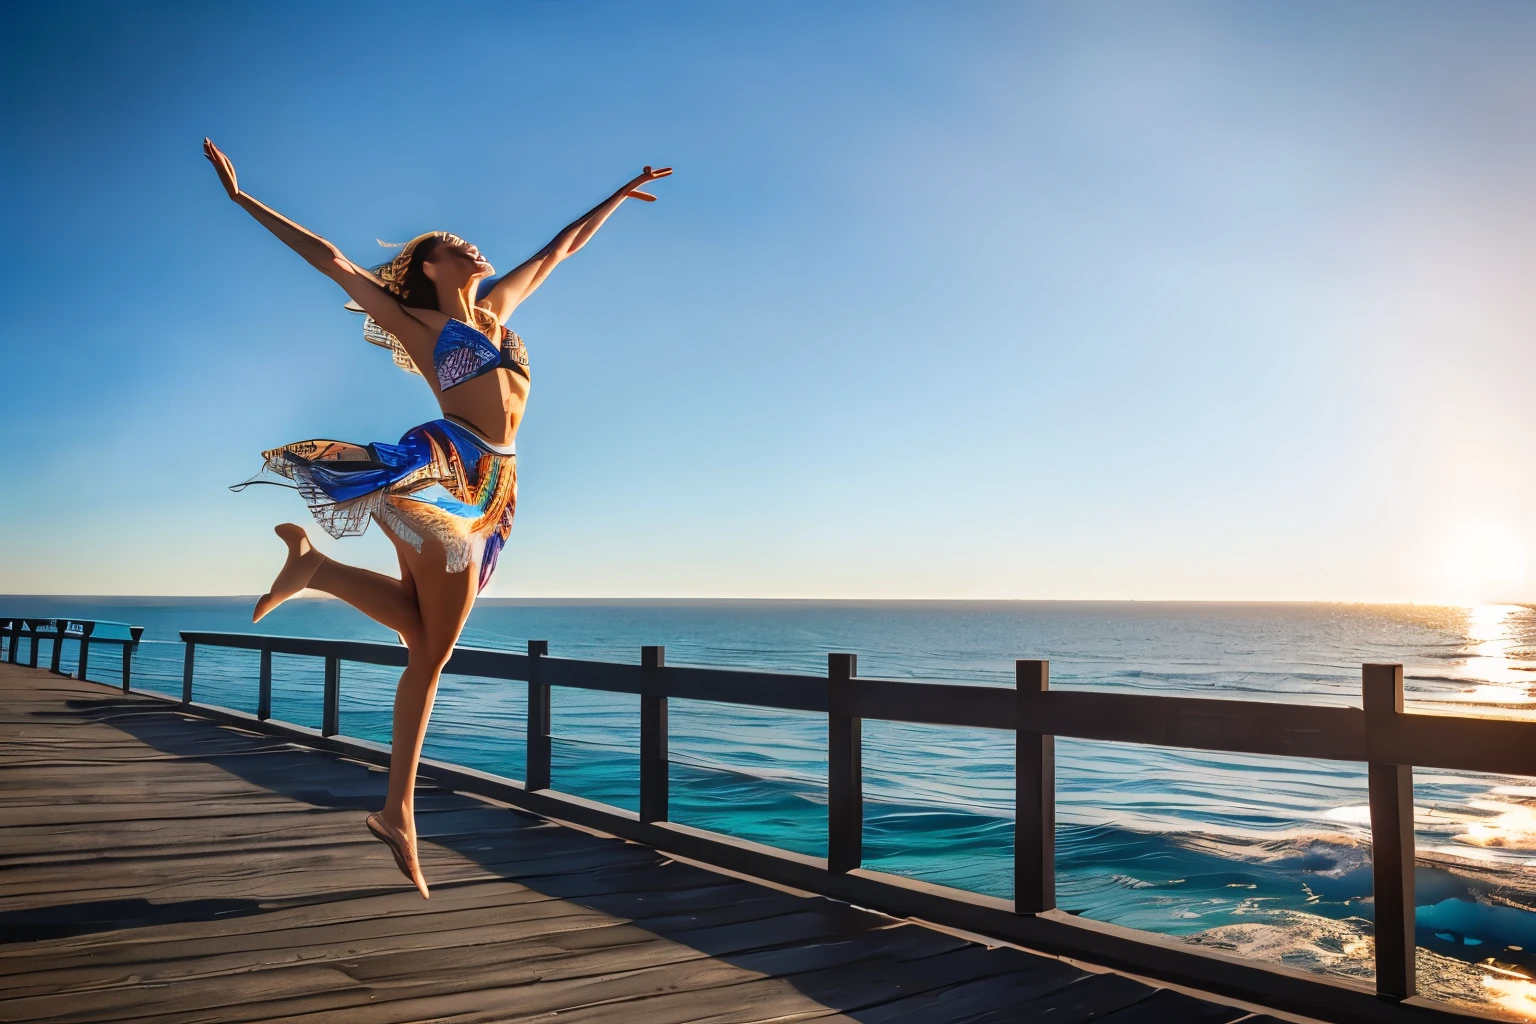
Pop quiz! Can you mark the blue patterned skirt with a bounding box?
[235,418,516,592]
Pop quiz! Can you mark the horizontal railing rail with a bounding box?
[2,616,143,689]
[95,628,1536,1023]
[177,630,1536,775]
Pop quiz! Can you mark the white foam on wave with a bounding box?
[1325,805,1374,827]
[1456,798,1536,852]
[1175,831,1372,875]
[1189,912,1536,1021]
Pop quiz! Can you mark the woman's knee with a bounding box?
[396,616,427,651]
[406,641,455,675]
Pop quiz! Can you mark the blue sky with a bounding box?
[2,1,1534,600]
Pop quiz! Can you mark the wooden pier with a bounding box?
[0,662,1287,1023]
[6,613,1532,1023]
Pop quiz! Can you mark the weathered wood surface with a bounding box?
[0,663,1283,1023]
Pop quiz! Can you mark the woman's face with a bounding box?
[424,238,494,290]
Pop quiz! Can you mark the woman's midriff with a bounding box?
[437,370,527,448]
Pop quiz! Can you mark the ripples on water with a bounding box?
[6,598,1533,1019]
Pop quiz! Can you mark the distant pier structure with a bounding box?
[3,614,1531,1023]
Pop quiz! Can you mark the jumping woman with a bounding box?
[205,139,670,898]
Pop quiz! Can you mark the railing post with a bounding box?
[49,621,64,675]
[1365,662,1415,1001]
[640,645,669,823]
[1016,659,1056,914]
[322,656,340,737]
[76,622,95,682]
[828,652,862,873]
[123,628,142,692]
[526,640,550,790]
[182,643,196,703]
[257,649,273,720]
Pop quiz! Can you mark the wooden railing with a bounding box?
[138,631,1536,1022]
[1,617,143,688]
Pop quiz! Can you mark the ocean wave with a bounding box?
[1190,914,1536,1020]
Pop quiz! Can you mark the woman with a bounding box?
[205,139,670,898]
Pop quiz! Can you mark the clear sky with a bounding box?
[2,1,1533,601]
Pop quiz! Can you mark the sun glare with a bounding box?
[1445,524,1529,605]
[1457,798,1536,849]
[1483,972,1536,1020]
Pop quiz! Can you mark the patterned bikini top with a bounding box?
[431,318,530,390]
[352,306,529,391]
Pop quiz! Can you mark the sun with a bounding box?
[1444,523,1529,604]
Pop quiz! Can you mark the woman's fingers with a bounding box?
[204,138,238,196]
[626,190,658,201]
[643,166,674,179]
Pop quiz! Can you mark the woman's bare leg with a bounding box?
[307,558,423,643]
[379,532,477,834]
[260,520,477,896]
[391,545,419,647]
[253,524,423,644]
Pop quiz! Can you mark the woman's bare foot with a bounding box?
[366,811,429,898]
[253,524,324,622]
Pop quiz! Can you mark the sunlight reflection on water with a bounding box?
[1437,604,1536,704]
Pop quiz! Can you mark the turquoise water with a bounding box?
[5,596,1534,1017]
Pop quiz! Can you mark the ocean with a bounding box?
[4,596,1533,1019]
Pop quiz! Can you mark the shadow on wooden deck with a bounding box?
[0,668,1290,1023]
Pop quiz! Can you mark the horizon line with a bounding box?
[2,593,1532,609]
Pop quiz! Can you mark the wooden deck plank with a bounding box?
[766,943,1081,1015]
[1091,988,1253,1023]
[13,916,994,1024]
[14,920,890,1024]
[865,970,1153,1024]
[0,662,1275,1023]
[1,877,801,978]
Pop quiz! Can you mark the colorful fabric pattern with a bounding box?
[233,419,516,592]
[434,319,502,389]
[355,312,531,389]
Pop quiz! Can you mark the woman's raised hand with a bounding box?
[626,165,673,202]
[204,138,240,200]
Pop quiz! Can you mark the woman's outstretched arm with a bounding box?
[479,165,672,324]
[203,139,427,343]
